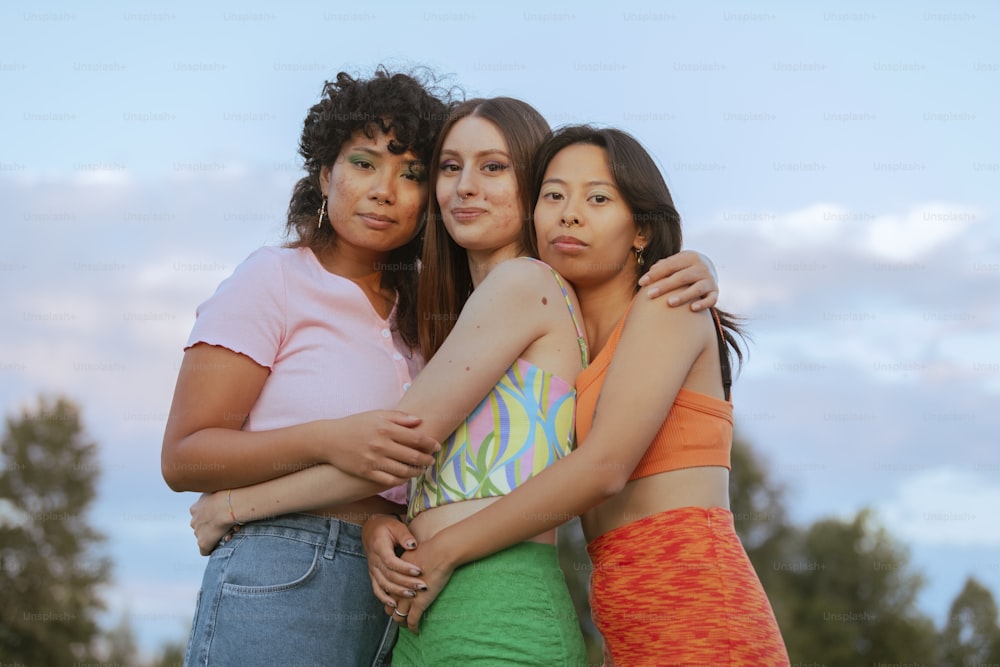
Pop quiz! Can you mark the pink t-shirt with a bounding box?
[186,245,420,505]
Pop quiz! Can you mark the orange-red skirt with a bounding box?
[586,507,789,666]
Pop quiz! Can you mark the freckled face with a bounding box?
[435,116,522,252]
[321,129,428,255]
[533,143,642,287]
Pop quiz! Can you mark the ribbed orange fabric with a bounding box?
[587,507,789,666]
[574,299,733,481]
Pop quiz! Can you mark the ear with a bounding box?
[319,165,332,197]
[632,227,647,250]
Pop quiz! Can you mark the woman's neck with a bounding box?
[313,243,392,315]
[315,242,386,283]
[576,273,639,359]
[467,243,523,288]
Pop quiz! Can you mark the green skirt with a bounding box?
[391,542,586,666]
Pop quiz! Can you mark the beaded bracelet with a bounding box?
[227,488,245,526]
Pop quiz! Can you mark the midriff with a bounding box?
[409,497,557,545]
[581,466,730,542]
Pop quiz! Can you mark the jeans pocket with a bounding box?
[220,534,321,595]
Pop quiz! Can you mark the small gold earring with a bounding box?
[634,246,645,267]
[317,197,328,229]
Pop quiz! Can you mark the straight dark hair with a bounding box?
[527,125,746,373]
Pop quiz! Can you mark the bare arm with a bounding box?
[184,260,578,528]
[391,295,715,630]
[161,344,438,492]
[189,464,391,554]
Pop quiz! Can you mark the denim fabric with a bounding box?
[184,513,396,667]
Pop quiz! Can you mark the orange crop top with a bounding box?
[574,300,733,479]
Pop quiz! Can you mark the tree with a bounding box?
[729,435,797,625]
[101,611,140,666]
[774,510,939,665]
[730,433,792,554]
[0,395,111,664]
[150,639,187,667]
[940,576,1000,666]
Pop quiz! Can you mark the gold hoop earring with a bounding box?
[634,246,645,267]
[317,197,328,229]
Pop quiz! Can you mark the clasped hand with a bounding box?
[362,514,453,633]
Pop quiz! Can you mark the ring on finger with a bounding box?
[393,608,408,618]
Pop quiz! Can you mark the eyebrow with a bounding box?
[440,148,512,159]
[347,145,382,156]
[348,145,422,164]
[542,177,619,188]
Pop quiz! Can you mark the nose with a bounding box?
[560,198,581,226]
[455,166,478,200]
[369,169,395,205]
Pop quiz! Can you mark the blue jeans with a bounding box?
[184,513,396,667]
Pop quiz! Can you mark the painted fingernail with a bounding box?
[406,541,417,549]
[410,568,422,576]
[415,584,427,591]
[403,590,416,598]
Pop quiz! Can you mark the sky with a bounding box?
[1,0,998,659]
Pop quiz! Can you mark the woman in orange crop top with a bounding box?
[379,126,789,666]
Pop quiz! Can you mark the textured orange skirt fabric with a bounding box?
[586,507,789,666]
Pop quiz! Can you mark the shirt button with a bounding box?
[403,382,412,391]
[381,328,391,339]
[393,352,403,361]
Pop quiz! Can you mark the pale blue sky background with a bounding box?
[2,0,998,659]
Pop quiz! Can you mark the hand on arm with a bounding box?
[162,345,438,492]
[639,249,719,310]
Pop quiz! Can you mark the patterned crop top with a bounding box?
[574,298,734,480]
[407,258,588,521]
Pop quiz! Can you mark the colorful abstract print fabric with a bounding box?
[408,358,577,519]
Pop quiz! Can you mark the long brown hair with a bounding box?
[528,125,746,374]
[417,97,550,360]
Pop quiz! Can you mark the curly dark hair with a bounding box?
[285,66,453,348]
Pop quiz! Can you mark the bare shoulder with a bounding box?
[625,289,714,339]
[478,258,574,304]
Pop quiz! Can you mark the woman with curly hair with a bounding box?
[162,68,451,667]
[185,96,722,665]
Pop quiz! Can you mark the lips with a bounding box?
[450,207,487,222]
[358,211,396,229]
[550,235,589,253]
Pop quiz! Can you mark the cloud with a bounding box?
[876,468,1000,547]
[707,201,985,262]
[862,203,982,261]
